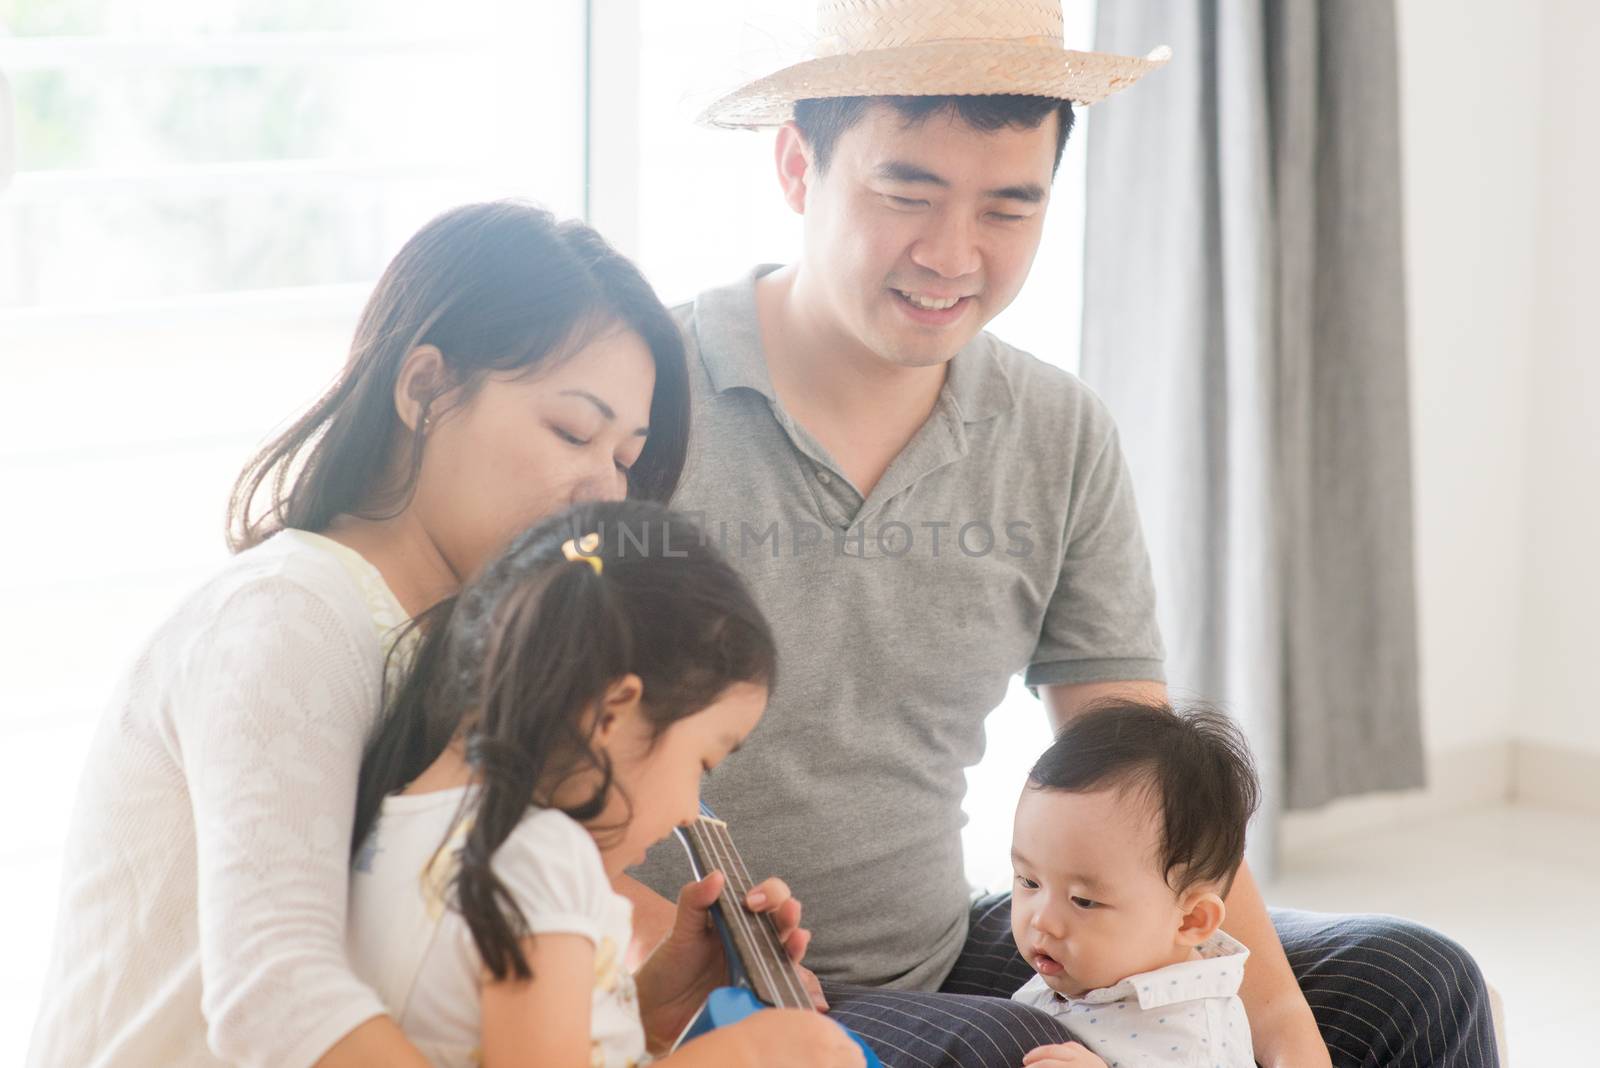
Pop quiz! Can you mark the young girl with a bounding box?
[347,500,864,1068]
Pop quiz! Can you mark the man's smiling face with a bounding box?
[794,102,1057,369]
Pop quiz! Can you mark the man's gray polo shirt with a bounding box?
[634,267,1164,990]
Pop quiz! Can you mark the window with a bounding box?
[0,0,585,1046]
[1,1,585,309]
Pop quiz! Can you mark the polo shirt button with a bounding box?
[816,470,832,485]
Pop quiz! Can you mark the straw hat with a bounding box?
[699,0,1172,129]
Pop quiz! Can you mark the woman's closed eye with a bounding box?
[552,423,635,475]
[551,424,588,447]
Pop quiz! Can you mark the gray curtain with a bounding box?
[1080,0,1424,848]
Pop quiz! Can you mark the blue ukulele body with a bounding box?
[674,806,884,1067]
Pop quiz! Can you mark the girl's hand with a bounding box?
[1021,1040,1110,1068]
[635,871,823,1051]
[742,875,829,1011]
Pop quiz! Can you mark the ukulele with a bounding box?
[673,804,883,1066]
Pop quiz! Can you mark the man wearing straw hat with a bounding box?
[630,3,1497,1066]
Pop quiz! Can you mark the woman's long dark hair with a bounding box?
[354,500,777,981]
[227,200,690,551]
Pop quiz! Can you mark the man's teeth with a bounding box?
[899,291,961,311]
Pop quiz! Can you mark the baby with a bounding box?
[1009,701,1261,1068]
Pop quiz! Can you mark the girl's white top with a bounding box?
[348,797,645,1068]
[29,530,408,1068]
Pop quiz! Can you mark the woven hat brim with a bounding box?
[698,41,1172,128]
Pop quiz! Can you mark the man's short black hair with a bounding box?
[792,94,1076,175]
[1029,702,1261,896]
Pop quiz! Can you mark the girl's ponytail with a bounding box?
[454,558,629,980]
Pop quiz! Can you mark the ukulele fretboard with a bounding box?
[677,815,813,1010]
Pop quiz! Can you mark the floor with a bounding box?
[1264,802,1597,1066]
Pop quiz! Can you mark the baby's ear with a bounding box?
[1175,887,1226,947]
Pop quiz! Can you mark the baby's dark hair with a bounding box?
[1028,702,1260,896]
[353,500,776,980]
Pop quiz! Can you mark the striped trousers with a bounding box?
[824,893,1498,1068]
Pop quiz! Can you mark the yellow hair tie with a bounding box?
[561,532,604,575]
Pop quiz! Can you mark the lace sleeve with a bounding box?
[177,574,390,1068]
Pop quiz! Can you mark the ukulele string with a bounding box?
[700,819,812,1009]
[694,820,791,1005]
[717,822,813,1009]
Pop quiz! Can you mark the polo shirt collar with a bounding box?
[946,331,1015,423]
[693,265,1015,424]
[694,266,781,401]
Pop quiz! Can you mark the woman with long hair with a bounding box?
[29,200,691,1068]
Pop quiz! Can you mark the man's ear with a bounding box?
[1175,888,1226,947]
[593,673,645,746]
[774,122,814,215]
[393,344,450,433]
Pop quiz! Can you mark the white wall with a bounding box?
[1285,0,1599,839]
[1403,0,1600,758]
[1517,0,1600,757]
[1398,0,1543,757]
